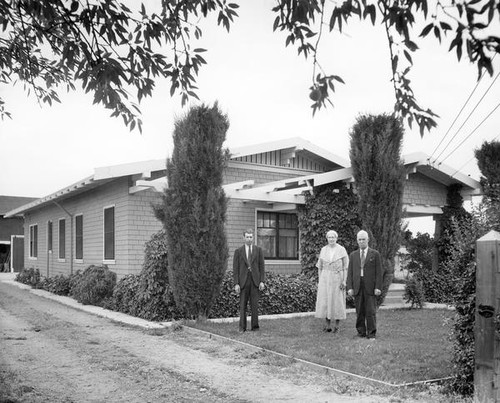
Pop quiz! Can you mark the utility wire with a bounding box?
[429,54,498,163]
[428,76,484,161]
[450,132,500,178]
[439,100,500,165]
[432,69,500,164]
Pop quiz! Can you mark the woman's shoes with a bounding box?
[332,327,339,333]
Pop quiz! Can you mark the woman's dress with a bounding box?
[314,244,348,320]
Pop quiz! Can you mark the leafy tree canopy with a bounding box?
[475,140,500,198]
[0,0,238,131]
[1,0,498,135]
[274,0,499,135]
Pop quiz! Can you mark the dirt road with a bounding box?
[1,281,383,403]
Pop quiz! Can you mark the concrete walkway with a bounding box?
[0,272,453,329]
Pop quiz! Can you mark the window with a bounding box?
[75,215,83,260]
[59,219,66,259]
[29,224,38,258]
[257,212,298,260]
[104,206,115,261]
[47,221,53,252]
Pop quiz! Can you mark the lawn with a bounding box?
[189,308,455,385]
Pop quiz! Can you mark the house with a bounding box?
[5,138,481,279]
[0,195,39,272]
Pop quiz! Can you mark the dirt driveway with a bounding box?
[1,280,388,403]
[1,278,455,402]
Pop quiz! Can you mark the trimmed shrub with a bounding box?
[15,267,41,288]
[260,272,317,315]
[70,265,116,306]
[403,278,424,309]
[109,231,184,321]
[210,271,317,318]
[40,274,72,296]
[111,274,142,316]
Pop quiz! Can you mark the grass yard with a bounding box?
[190,308,455,385]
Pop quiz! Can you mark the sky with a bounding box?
[1,1,499,234]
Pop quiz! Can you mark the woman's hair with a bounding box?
[326,230,338,238]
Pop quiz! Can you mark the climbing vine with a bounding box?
[298,183,361,278]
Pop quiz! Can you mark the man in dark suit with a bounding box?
[346,230,383,339]
[233,228,265,332]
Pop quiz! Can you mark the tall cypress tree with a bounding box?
[475,140,500,201]
[349,113,406,304]
[155,102,229,319]
[475,140,500,230]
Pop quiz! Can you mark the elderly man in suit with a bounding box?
[233,228,265,332]
[346,230,383,339]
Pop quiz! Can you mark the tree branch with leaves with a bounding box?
[1,0,498,135]
[272,0,499,136]
[0,0,238,132]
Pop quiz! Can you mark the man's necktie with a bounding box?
[361,249,365,267]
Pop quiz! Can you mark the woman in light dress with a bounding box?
[314,230,349,333]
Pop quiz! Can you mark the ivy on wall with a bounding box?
[436,183,471,264]
[298,183,362,278]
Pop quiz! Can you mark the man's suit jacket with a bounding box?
[346,247,383,296]
[233,245,265,287]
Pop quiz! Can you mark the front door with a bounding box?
[11,235,24,272]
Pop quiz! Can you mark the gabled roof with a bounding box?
[4,159,167,218]
[230,137,350,170]
[225,152,481,204]
[5,142,481,217]
[5,139,346,217]
[403,152,480,192]
[0,196,39,216]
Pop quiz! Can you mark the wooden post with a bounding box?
[475,230,500,403]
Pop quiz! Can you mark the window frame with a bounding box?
[103,205,115,263]
[58,218,66,261]
[47,220,53,253]
[75,214,83,262]
[29,224,38,259]
[256,211,299,261]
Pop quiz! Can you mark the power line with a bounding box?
[428,76,485,161]
[439,100,500,165]
[432,69,500,164]
[429,54,498,163]
[450,132,500,178]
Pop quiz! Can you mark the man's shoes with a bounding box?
[251,326,260,331]
[238,329,246,333]
[367,336,376,340]
[356,333,366,338]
